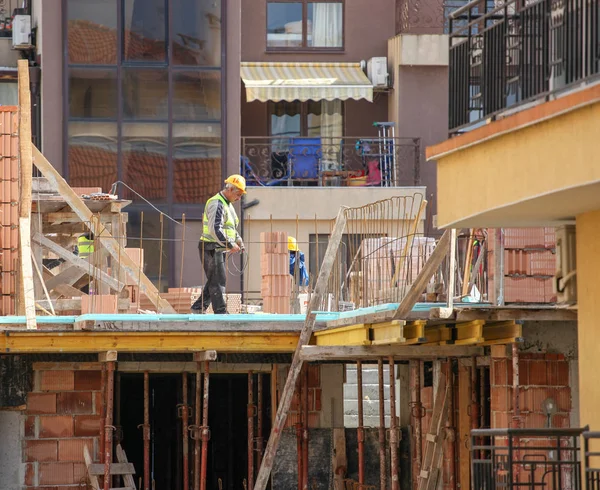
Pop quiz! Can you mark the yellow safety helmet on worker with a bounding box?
[224,174,247,194]
[288,236,299,252]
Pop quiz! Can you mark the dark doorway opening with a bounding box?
[117,372,271,490]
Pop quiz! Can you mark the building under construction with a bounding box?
[0,63,586,490]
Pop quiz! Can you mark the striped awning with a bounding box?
[241,62,373,103]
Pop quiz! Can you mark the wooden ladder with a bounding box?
[417,374,449,490]
[84,444,137,490]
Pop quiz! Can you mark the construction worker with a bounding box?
[288,236,309,288]
[76,232,94,259]
[191,175,246,314]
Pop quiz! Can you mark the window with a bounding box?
[267,1,343,49]
[269,100,343,138]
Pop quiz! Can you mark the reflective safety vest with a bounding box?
[78,235,94,258]
[200,193,239,246]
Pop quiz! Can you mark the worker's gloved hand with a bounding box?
[229,243,241,254]
[236,238,245,252]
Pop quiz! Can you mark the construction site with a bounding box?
[0,58,589,490]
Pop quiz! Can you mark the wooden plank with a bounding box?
[19,218,37,328]
[455,307,577,322]
[389,199,427,288]
[74,319,306,333]
[31,250,55,315]
[461,230,473,297]
[299,345,483,361]
[32,361,274,374]
[447,229,457,310]
[35,297,129,312]
[493,229,504,306]
[457,361,471,489]
[32,145,175,313]
[393,229,452,321]
[18,60,32,218]
[84,444,101,490]
[116,444,137,489]
[33,233,123,292]
[31,216,44,300]
[88,463,135,476]
[45,265,87,292]
[254,208,347,490]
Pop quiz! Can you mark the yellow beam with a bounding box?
[421,325,452,345]
[481,321,522,342]
[451,320,485,345]
[0,331,299,353]
[314,323,371,346]
[370,320,405,344]
[402,320,426,345]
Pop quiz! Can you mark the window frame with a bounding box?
[267,100,345,137]
[265,0,345,52]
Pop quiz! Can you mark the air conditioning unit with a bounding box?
[12,15,31,49]
[554,225,577,304]
[367,57,388,87]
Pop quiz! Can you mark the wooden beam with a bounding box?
[45,265,87,292]
[461,230,473,297]
[31,250,55,315]
[192,350,218,362]
[455,307,577,322]
[299,345,483,361]
[19,218,37,328]
[254,207,347,490]
[0,331,300,353]
[393,229,452,321]
[18,60,32,217]
[73,319,307,333]
[35,297,130,312]
[99,351,118,362]
[33,233,123,292]
[32,146,176,313]
[447,228,457,310]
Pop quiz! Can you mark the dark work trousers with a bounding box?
[191,243,227,314]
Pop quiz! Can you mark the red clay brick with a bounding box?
[73,462,87,483]
[555,362,569,386]
[520,387,571,413]
[26,393,57,414]
[24,440,58,462]
[39,462,74,485]
[527,361,548,385]
[314,388,322,411]
[493,411,510,428]
[40,371,75,391]
[94,391,103,415]
[421,387,433,409]
[520,413,548,428]
[25,415,36,437]
[520,353,546,360]
[39,416,74,438]
[519,360,530,385]
[24,462,35,485]
[491,387,513,412]
[58,438,93,461]
[308,365,320,388]
[74,415,102,437]
[57,392,93,414]
[74,370,102,391]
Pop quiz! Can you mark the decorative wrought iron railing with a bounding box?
[241,136,421,188]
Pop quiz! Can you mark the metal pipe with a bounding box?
[302,366,309,490]
[99,365,106,464]
[257,374,264,469]
[470,356,480,459]
[512,344,520,427]
[295,378,303,490]
[182,373,190,490]
[248,371,255,490]
[103,361,115,490]
[445,360,456,490]
[143,372,150,490]
[388,356,399,490]
[200,361,210,490]
[357,361,365,485]
[194,363,201,490]
[378,358,387,490]
[411,361,423,481]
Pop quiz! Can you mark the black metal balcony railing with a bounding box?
[471,428,585,490]
[584,432,600,490]
[448,0,600,134]
[240,136,421,188]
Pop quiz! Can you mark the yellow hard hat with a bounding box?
[288,236,299,252]
[224,174,247,194]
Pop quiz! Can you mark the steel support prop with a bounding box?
[445,360,456,490]
[411,360,423,484]
[248,371,255,490]
[295,377,303,490]
[194,363,201,490]
[103,360,115,490]
[302,365,309,490]
[99,365,107,464]
[470,356,480,459]
[388,356,399,490]
[257,374,264,469]
[378,358,387,490]
[142,372,150,490]
[181,373,190,490]
[200,361,210,490]
[357,361,365,485]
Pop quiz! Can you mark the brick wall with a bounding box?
[490,351,571,429]
[284,365,322,428]
[23,366,103,488]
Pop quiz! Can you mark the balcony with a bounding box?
[241,136,421,188]
[448,0,600,135]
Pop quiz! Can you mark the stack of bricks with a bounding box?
[489,228,557,303]
[260,231,291,314]
[23,366,104,488]
[283,365,322,428]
